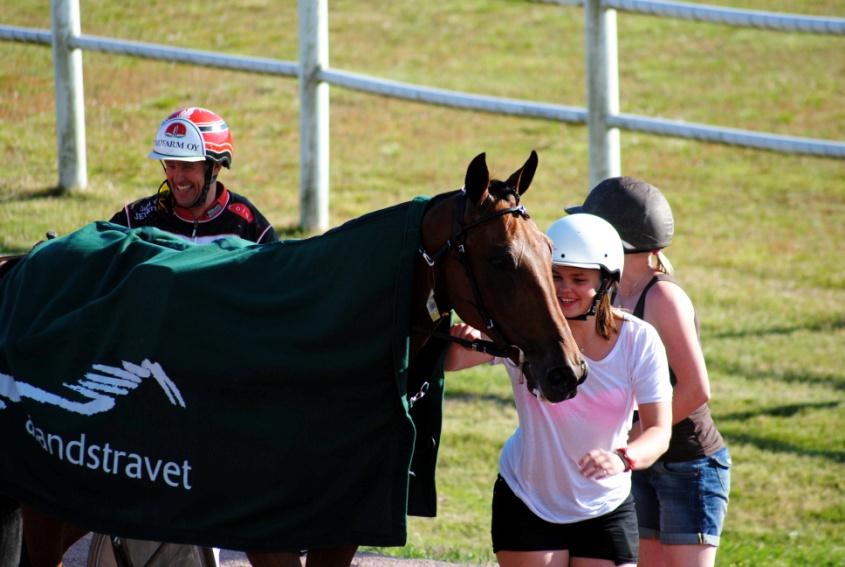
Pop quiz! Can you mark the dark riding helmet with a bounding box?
[565,177,674,253]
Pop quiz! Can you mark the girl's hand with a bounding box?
[579,449,626,480]
[444,323,494,371]
[449,322,486,342]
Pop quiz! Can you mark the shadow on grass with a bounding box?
[445,390,513,408]
[709,359,845,391]
[718,401,844,464]
[0,186,64,203]
[0,246,29,256]
[718,400,840,422]
[708,317,845,340]
[720,430,844,464]
[274,223,318,240]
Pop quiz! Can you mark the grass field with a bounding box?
[1,1,843,565]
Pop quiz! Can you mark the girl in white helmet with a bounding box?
[445,213,672,567]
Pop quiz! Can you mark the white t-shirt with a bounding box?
[497,314,672,524]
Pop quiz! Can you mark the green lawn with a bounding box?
[1,1,843,565]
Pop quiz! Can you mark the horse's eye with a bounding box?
[489,252,518,271]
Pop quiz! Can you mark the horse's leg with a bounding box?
[0,496,22,567]
[304,545,358,567]
[20,506,87,567]
[246,551,303,567]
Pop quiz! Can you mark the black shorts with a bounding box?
[491,475,638,565]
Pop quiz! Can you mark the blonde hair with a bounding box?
[648,250,674,275]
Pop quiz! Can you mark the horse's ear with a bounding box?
[464,152,490,205]
[506,150,539,196]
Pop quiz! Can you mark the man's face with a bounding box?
[164,160,216,210]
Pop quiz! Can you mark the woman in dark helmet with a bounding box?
[567,177,731,567]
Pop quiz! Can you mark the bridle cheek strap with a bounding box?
[417,190,529,362]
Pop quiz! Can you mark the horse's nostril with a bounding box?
[540,367,582,403]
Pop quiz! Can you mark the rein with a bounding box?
[414,325,519,359]
[417,189,528,362]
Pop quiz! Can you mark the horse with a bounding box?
[6,151,586,566]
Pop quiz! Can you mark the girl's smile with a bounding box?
[552,265,600,318]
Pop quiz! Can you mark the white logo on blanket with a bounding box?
[0,359,185,415]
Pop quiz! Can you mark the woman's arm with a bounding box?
[645,282,711,424]
[579,400,671,479]
[443,323,495,371]
[625,400,672,469]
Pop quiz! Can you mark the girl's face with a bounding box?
[552,265,600,319]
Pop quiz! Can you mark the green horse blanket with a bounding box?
[0,198,448,551]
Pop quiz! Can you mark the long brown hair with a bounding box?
[595,282,619,340]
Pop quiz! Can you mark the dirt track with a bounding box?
[63,533,479,567]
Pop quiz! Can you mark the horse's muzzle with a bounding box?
[523,360,587,403]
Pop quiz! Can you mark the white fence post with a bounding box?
[298,0,329,231]
[584,0,621,189]
[51,0,87,192]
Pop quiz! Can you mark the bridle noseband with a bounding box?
[417,188,529,360]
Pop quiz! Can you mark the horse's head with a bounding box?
[420,151,587,403]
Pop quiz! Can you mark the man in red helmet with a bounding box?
[110,107,278,244]
[95,107,277,564]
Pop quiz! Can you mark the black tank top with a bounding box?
[634,274,724,462]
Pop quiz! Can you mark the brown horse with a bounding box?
[14,151,585,567]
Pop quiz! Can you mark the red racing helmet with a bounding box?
[148,107,234,168]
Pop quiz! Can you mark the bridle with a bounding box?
[416,188,529,361]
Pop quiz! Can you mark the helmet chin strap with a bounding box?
[188,160,217,210]
[565,278,611,322]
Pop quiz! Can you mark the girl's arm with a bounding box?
[645,282,711,424]
[443,323,495,371]
[624,399,672,469]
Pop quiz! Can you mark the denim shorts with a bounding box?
[632,446,731,546]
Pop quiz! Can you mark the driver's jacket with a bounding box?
[109,182,278,244]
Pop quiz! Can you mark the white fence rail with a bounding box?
[606,0,845,34]
[544,0,845,34]
[2,0,843,229]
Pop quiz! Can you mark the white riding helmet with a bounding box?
[546,213,624,282]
